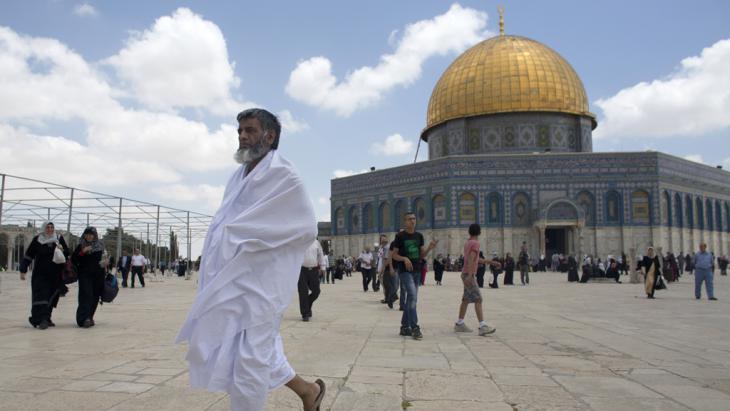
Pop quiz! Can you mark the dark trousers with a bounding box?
[120,267,129,287]
[361,267,373,291]
[76,272,103,326]
[326,267,336,283]
[489,272,500,288]
[130,266,145,287]
[520,265,530,285]
[383,270,398,304]
[298,267,320,318]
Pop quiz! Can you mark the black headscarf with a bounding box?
[80,227,105,253]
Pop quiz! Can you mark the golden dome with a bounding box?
[425,35,595,134]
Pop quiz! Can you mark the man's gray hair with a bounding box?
[236,108,281,149]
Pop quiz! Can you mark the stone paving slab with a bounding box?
[1,270,729,410]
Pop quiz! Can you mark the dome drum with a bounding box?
[426,112,593,159]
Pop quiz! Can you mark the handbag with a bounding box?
[53,245,66,264]
[61,260,78,284]
[655,275,667,290]
[101,273,119,303]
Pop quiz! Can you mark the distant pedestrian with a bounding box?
[642,247,661,299]
[117,250,131,287]
[298,239,324,321]
[518,242,530,285]
[358,247,374,292]
[692,243,717,301]
[130,248,146,288]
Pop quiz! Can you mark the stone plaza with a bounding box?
[0,269,728,410]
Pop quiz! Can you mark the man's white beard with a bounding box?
[234,142,269,165]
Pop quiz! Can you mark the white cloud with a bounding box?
[595,38,730,139]
[104,8,247,115]
[278,109,309,134]
[285,4,490,116]
[0,124,180,187]
[317,196,329,205]
[683,154,705,164]
[0,14,253,191]
[73,3,98,17]
[370,133,414,156]
[333,169,368,178]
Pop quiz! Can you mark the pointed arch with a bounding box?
[459,192,477,225]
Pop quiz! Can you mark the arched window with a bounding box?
[674,193,683,227]
[348,206,360,235]
[685,195,694,229]
[512,192,531,226]
[662,191,671,227]
[706,199,714,231]
[576,191,596,226]
[696,197,704,230]
[335,208,345,235]
[431,195,447,229]
[413,198,428,228]
[606,190,622,224]
[378,202,391,233]
[362,203,374,234]
[486,192,502,225]
[459,192,477,225]
[631,190,650,224]
[393,200,406,232]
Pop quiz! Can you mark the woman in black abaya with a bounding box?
[567,255,579,282]
[19,222,69,329]
[72,227,106,328]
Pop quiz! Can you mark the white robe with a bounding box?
[176,151,316,407]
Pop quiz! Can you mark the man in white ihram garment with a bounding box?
[177,108,326,411]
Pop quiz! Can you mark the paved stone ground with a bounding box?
[0,269,729,411]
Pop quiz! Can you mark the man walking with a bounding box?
[518,242,530,285]
[177,108,325,411]
[693,243,718,301]
[117,250,131,288]
[130,248,146,288]
[358,246,374,292]
[455,224,500,336]
[299,239,325,321]
[391,212,437,340]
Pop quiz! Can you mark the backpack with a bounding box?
[101,273,119,303]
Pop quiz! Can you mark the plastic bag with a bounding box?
[52,245,66,264]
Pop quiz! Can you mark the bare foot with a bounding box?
[301,381,320,411]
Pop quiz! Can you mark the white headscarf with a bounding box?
[37,222,59,245]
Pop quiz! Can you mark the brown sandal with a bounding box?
[312,379,325,411]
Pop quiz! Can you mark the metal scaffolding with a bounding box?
[0,172,211,271]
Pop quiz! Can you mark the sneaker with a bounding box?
[454,323,472,333]
[399,326,412,336]
[412,326,423,340]
[387,300,394,309]
[478,325,496,336]
[38,320,50,330]
[709,297,718,301]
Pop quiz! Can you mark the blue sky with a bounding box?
[1,0,730,229]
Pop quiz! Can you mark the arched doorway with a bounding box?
[540,200,582,259]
